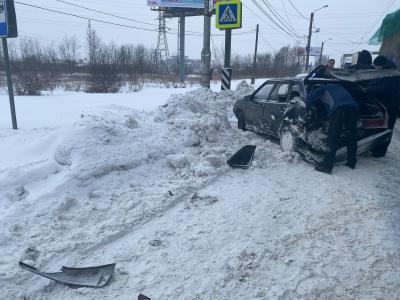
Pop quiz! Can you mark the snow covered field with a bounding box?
[1,81,400,299]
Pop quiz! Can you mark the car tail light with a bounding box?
[362,119,387,129]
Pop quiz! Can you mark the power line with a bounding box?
[259,34,277,52]
[250,0,302,42]
[15,1,207,37]
[260,0,302,38]
[287,0,308,20]
[17,1,259,40]
[359,0,395,42]
[15,1,161,32]
[242,2,277,32]
[55,0,159,28]
[280,0,297,34]
[53,0,203,36]
[323,28,363,45]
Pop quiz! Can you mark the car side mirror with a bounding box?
[244,95,254,101]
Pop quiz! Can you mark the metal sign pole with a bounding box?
[216,0,242,90]
[224,28,231,68]
[179,11,185,83]
[2,37,17,129]
[201,0,211,88]
[221,28,232,90]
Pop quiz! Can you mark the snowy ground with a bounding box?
[1,80,400,299]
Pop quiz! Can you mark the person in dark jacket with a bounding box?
[307,84,359,174]
[367,55,400,156]
[348,50,374,70]
[315,59,336,78]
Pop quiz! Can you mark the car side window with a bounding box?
[269,83,290,102]
[290,84,302,99]
[254,83,274,102]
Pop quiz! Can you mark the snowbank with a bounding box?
[1,83,400,299]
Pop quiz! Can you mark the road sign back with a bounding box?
[0,0,8,37]
[216,0,242,29]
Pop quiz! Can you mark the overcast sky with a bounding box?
[14,0,400,65]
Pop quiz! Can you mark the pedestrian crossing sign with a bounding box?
[216,0,242,29]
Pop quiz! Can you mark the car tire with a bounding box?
[279,126,298,153]
[237,111,246,131]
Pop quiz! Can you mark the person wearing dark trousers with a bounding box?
[367,55,400,156]
[307,84,359,174]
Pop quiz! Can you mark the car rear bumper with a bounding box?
[335,129,392,162]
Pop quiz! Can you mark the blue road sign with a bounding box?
[216,0,242,29]
[0,0,8,37]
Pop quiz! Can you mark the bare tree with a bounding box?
[86,21,101,66]
[85,25,122,93]
[59,35,80,73]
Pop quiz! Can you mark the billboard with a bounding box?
[309,47,322,56]
[159,0,204,8]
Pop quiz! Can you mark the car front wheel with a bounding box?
[279,126,297,152]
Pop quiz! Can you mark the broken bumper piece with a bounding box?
[227,145,256,169]
[19,261,116,288]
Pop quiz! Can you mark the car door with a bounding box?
[244,82,275,131]
[264,82,290,136]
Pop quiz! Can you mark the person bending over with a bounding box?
[307,84,359,174]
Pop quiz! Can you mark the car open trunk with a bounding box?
[299,66,398,163]
[304,67,396,130]
[305,66,400,83]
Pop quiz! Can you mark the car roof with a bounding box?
[330,68,400,82]
[265,77,303,82]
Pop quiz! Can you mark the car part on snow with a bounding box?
[19,261,116,288]
[227,145,256,169]
[138,294,151,300]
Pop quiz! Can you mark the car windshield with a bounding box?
[255,83,274,101]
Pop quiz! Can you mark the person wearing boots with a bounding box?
[367,55,400,156]
[306,84,359,174]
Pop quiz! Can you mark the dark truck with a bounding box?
[233,67,400,163]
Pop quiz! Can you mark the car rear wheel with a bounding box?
[279,126,297,152]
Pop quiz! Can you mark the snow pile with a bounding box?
[2,84,400,299]
[0,85,259,299]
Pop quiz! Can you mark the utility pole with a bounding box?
[305,5,328,72]
[251,24,259,85]
[319,41,325,65]
[201,0,211,88]
[319,38,332,65]
[305,12,314,73]
[179,12,185,83]
[2,38,17,129]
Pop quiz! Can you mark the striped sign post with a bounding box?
[221,67,232,90]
